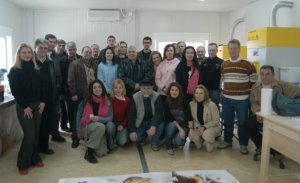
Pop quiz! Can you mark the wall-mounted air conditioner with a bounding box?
[87,9,121,22]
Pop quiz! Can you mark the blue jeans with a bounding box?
[165,122,188,150]
[222,97,249,146]
[209,90,221,106]
[136,121,165,146]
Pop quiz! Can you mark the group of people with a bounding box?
[8,33,300,174]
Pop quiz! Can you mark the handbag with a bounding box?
[272,92,300,116]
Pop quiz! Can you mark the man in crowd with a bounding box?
[118,46,154,97]
[196,46,207,65]
[99,35,116,62]
[128,80,165,151]
[91,43,101,65]
[201,43,223,106]
[68,46,97,148]
[138,36,152,63]
[245,65,300,154]
[218,39,257,154]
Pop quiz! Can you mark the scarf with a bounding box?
[80,95,109,126]
[186,60,199,94]
[92,95,109,116]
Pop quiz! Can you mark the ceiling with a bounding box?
[9,0,258,12]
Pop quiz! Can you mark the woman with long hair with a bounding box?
[176,46,201,102]
[79,80,113,163]
[189,85,221,152]
[164,82,192,155]
[110,79,130,146]
[8,43,45,174]
[97,47,118,95]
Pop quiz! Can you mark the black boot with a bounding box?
[84,148,98,163]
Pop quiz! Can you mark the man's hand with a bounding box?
[38,102,45,113]
[178,128,185,139]
[71,95,78,101]
[147,126,156,136]
[130,132,137,141]
[24,107,33,119]
[135,83,140,91]
[256,115,263,124]
[117,125,124,131]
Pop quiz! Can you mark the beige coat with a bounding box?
[189,101,221,145]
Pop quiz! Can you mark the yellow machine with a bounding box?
[247,27,300,80]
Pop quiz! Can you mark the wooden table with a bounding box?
[257,113,300,183]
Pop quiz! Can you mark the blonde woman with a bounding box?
[110,79,130,146]
[189,85,221,152]
[8,43,45,174]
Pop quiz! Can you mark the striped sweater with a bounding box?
[221,58,257,100]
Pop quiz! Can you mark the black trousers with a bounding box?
[244,115,262,149]
[39,101,55,151]
[50,99,61,137]
[59,98,69,128]
[67,98,80,141]
[16,102,42,170]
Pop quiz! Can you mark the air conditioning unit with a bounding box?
[87,9,121,22]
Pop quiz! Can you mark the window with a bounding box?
[0,25,13,71]
[153,32,210,56]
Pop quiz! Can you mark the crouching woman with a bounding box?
[79,80,112,163]
[189,85,221,152]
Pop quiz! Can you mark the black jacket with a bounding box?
[117,58,154,97]
[164,100,192,127]
[8,61,44,109]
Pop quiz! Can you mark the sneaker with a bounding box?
[240,145,249,155]
[166,149,175,155]
[151,145,160,151]
[217,141,232,149]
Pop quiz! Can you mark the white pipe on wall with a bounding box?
[228,18,244,41]
[270,1,293,27]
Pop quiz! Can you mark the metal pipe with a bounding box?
[228,18,244,41]
[270,1,293,27]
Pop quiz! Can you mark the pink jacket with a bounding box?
[155,58,180,95]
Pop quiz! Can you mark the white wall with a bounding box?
[0,0,24,56]
[23,9,229,51]
[137,10,229,49]
[229,0,299,44]
[23,9,136,51]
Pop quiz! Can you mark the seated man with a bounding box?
[128,80,165,151]
[245,65,300,154]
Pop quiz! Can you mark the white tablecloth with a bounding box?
[59,170,240,183]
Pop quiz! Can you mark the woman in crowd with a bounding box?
[110,79,130,146]
[149,51,162,73]
[189,85,221,152]
[8,43,45,174]
[148,51,162,91]
[155,44,180,100]
[97,47,118,95]
[114,41,128,63]
[176,46,201,102]
[79,80,113,163]
[164,82,192,155]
